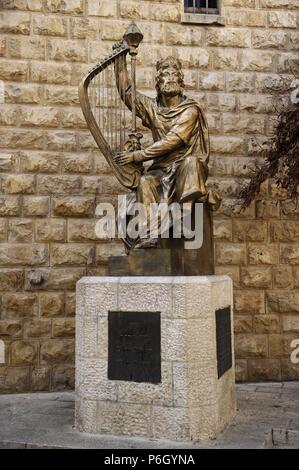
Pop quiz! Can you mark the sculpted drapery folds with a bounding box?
[113,53,221,249]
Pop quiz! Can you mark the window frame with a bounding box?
[181,0,225,26]
[184,0,219,16]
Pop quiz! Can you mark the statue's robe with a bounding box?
[120,86,221,249]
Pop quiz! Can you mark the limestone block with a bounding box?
[253,315,280,334]
[234,290,265,314]
[0,129,43,150]
[207,28,250,48]
[0,60,28,82]
[52,365,75,390]
[31,62,72,85]
[33,15,67,36]
[52,318,75,338]
[8,37,45,60]
[234,334,268,358]
[269,334,298,357]
[268,11,297,28]
[87,0,117,17]
[31,366,51,391]
[40,292,64,317]
[52,197,94,217]
[23,196,49,216]
[215,243,246,265]
[11,340,38,364]
[25,267,85,291]
[37,175,81,194]
[282,315,299,332]
[280,245,299,265]
[165,24,202,46]
[24,319,51,338]
[19,107,59,128]
[5,83,42,103]
[2,0,43,10]
[0,244,48,267]
[0,269,24,291]
[233,220,267,242]
[2,175,35,194]
[120,1,150,19]
[213,219,232,241]
[248,244,279,265]
[248,359,281,382]
[36,219,65,242]
[40,339,75,364]
[252,30,288,49]
[234,316,253,334]
[226,72,255,92]
[61,110,87,129]
[45,132,78,151]
[76,276,235,440]
[199,72,225,91]
[8,219,33,242]
[150,3,180,22]
[0,12,30,35]
[45,0,84,14]
[0,320,22,338]
[51,243,94,266]
[0,366,30,393]
[273,266,293,288]
[47,38,87,62]
[267,291,299,313]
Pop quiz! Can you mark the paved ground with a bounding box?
[0,382,298,449]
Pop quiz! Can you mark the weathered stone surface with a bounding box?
[96,242,126,263]
[31,366,51,391]
[23,196,49,216]
[0,244,48,267]
[0,219,7,242]
[151,3,180,22]
[213,219,232,241]
[235,359,248,382]
[33,15,67,36]
[24,319,51,338]
[25,268,85,291]
[0,366,30,392]
[87,0,117,16]
[0,269,24,291]
[215,243,246,265]
[0,60,28,82]
[269,334,298,357]
[63,155,92,173]
[51,244,94,266]
[234,316,253,334]
[0,153,18,172]
[267,292,299,313]
[282,315,299,333]
[52,197,94,217]
[45,86,80,105]
[19,107,60,128]
[0,197,20,216]
[248,359,281,382]
[252,30,288,49]
[11,340,38,364]
[8,37,45,60]
[223,114,265,134]
[36,219,66,242]
[40,292,64,317]
[280,245,299,265]
[233,220,267,242]
[207,28,250,48]
[1,0,43,11]
[0,129,43,149]
[52,318,75,337]
[8,219,33,242]
[165,24,202,46]
[45,0,83,14]
[45,132,78,152]
[199,72,225,91]
[120,1,150,19]
[2,293,37,318]
[212,50,239,70]
[273,266,293,289]
[248,244,279,265]
[47,39,87,62]
[5,84,42,104]
[0,11,30,35]
[2,175,35,194]
[67,219,97,242]
[225,9,267,27]
[31,62,72,85]
[234,290,265,314]
[0,320,22,338]
[40,339,75,364]
[52,365,75,390]
[38,175,81,194]
[234,335,268,358]
[268,12,298,28]
[256,200,280,218]
[66,293,76,316]
[241,267,272,289]
[253,315,280,334]
[271,221,299,242]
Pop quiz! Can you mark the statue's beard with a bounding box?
[159,81,182,97]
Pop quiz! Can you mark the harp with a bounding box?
[78,23,144,190]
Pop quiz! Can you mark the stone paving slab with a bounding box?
[0,382,298,449]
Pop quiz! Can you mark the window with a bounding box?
[184,0,219,15]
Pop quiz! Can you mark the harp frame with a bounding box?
[78,41,142,190]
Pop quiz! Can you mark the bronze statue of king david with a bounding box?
[79,22,221,274]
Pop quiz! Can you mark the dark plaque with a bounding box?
[108,311,161,383]
[215,306,232,379]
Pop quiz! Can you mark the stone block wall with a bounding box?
[0,0,298,392]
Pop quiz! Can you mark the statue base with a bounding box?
[75,275,236,441]
[108,203,214,276]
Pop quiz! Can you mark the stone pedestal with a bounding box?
[75,276,236,441]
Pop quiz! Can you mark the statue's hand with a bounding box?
[114,151,135,165]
